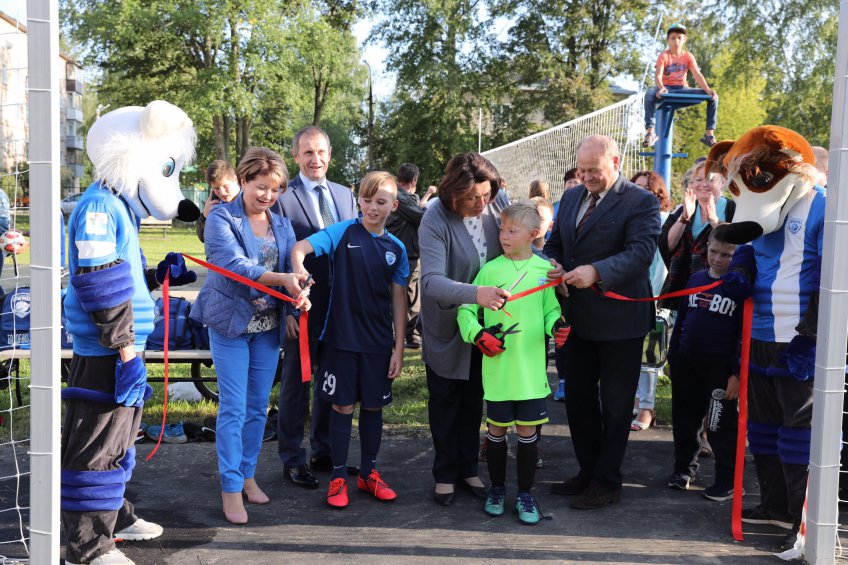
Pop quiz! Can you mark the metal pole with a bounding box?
[27,0,62,562]
[807,1,848,562]
[478,108,482,153]
[653,106,674,189]
[364,61,374,171]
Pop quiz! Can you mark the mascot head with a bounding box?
[706,125,818,244]
[86,101,201,222]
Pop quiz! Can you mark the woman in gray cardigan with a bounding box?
[419,153,511,506]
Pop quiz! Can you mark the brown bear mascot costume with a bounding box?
[707,125,825,550]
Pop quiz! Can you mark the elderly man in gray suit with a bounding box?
[544,135,660,510]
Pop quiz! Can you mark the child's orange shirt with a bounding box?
[656,50,697,87]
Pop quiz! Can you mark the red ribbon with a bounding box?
[509,274,756,541]
[732,297,754,541]
[506,276,723,304]
[181,254,311,383]
[146,272,170,461]
[146,255,312,460]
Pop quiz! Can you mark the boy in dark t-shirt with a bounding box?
[667,228,743,501]
[290,171,409,509]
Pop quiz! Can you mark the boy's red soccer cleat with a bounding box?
[327,478,349,508]
[357,470,397,502]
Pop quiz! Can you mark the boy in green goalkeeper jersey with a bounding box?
[457,201,570,525]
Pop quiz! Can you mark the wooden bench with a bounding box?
[0,346,285,407]
[139,217,173,237]
[0,348,220,406]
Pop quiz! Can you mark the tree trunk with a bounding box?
[313,78,328,126]
[236,116,252,159]
[212,115,230,161]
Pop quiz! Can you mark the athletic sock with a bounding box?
[359,408,382,477]
[516,433,539,492]
[486,431,508,487]
[329,410,354,480]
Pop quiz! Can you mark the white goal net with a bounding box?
[0,11,33,563]
[483,94,647,202]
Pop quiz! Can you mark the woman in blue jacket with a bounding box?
[191,147,309,524]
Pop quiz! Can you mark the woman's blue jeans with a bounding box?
[209,327,280,492]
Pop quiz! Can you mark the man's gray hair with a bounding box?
[576,135,620,162]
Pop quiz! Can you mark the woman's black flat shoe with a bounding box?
[459,480,489,499]
[433,490,455,506]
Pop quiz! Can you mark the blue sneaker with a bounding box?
[484,485,506,517]
[146,422,187,444]
[553,379,565,401]
[514,492,540,525]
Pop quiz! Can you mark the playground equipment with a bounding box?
[641,91,714,188]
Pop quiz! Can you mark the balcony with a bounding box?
[66,79,83,94]
[65,135,84,150]
[66,107,83,123]
[69,164,84,179]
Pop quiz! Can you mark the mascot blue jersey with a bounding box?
[752,188,825,343]
[64,181,155,355]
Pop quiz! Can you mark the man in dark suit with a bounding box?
[385,162,425,348]
[275,125,357,489]
[544,134,660,509]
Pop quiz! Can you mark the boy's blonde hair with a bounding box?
[501,201,542,233]
[359,171,397,199]
[530,196,554,216]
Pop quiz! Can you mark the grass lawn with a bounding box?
[0,350,432,443]
[1,350,672,446]
[142,349,430,436]
[0,217,674,436]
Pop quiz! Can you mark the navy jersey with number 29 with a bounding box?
[307,218,409,353]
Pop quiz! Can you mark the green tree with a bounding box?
[368,0,495,184]
[63,0,368,178]
[693,0,837,144]
[487,0,650,128]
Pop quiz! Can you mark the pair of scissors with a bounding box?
[497,272,526,313]
[498,322,521,337]
[297,274,314,300]
[499,271,527,293]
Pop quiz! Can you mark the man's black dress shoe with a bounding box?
[458,480,489,499]
[433,490,455,506]
[550,473,592,496]
[283,464,319,489]
[570,482,621,509]
[310,455,359,476]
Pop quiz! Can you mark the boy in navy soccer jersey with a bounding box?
[290,171,408,509]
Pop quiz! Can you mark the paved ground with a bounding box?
[25,392,810,565]
[0,270,822,562]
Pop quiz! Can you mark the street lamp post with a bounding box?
[363,60,374,171]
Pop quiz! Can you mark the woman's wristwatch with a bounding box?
[679,215,690,225]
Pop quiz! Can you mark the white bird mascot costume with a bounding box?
[61,101,200,565]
